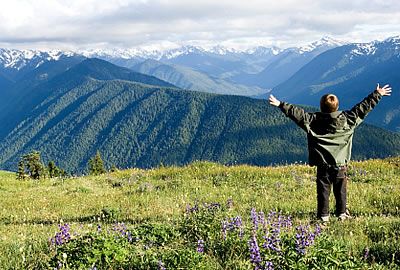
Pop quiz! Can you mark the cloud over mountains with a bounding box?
[0,0,399,49]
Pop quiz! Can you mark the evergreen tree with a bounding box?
[16,159,26,180]
[23,151,45,180]
[48,160,62,178]
[88,151,106,176]
[110,164,118,172]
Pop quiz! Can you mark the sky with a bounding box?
[0,0,400,50]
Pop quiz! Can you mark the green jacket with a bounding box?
[279,90,382,166]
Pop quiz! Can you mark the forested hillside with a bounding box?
[1,59,400,173]
[0,58,176,140]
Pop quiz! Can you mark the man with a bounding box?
[269,84,392,222]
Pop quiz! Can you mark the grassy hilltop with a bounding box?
[0,158,399,269]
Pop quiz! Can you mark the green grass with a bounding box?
[0,158,399,269]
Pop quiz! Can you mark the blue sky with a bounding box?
[0,0,399,50]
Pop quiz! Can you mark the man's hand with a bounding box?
[376,83,392,96]
[269,94,281,107]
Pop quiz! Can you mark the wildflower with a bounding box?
[158,260,166,270]
[221,216,244,240]
[251,208,259,232]
[267,211,276,225]
[50,223,71,246]
[221,220,228,240]
[265,261,274,270]
[262,229,281,253]
[295,225,318,255]
[258,211,266,231]
[113,222,128,238]
[233,216,244,239]
[126,231,133,242]
[197,239,205,253]
[314,224,322,236]
[363,247,370,260]
[204,202,221,211]
[248,234,263,270]
[185,203,199,214]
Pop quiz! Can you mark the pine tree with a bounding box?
[48,160,59,178]
[16,159,26,180]
[88,151,106,176]
[110,164,118,172]
[23,151,45,180]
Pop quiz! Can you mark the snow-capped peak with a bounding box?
[244,46,282,56]
[297,36,344,54]
[384,35,400,45]
[0,48,77,70]
[79,47,164,60]
[160,45,206,59]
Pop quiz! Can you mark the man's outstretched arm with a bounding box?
[346,84,392,125]
[269,94,312,131]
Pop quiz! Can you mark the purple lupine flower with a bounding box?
[233,216,244,239]
[158,260,166,270]
[222,216,244,240]
[97,224,102,233]
[314,224,322,236]
[264,261,274,270]
[197,239,205,253]
[204,202,221,211]
[363,247,370,260]
[295,225,317,255]
[251,208,259,232]
[284,215,293,229]
[258,211,266,231]
[262,225,281,253]
[221,219,228,240]
[126,231,133,243]
[185,203,199,214]
[50,223,71,246]
[248,234,263,270]
[267,210,276,225]
[113,222,128,238]
[267,211,292,231]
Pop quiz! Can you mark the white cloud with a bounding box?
[0,0,399,49]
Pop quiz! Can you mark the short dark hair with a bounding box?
[320,94,339,113]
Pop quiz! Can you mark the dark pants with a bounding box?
[316,165,347,218]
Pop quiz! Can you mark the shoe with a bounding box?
[338,213,351,221]
[320,215,330,223]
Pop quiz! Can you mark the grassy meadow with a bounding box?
[0,158,399,269]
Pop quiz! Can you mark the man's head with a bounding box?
[320,94,339,113]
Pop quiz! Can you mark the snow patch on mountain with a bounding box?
[350,36,400,57]
[351,43,378,56]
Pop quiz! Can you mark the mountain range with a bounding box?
[81,37,343,89]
